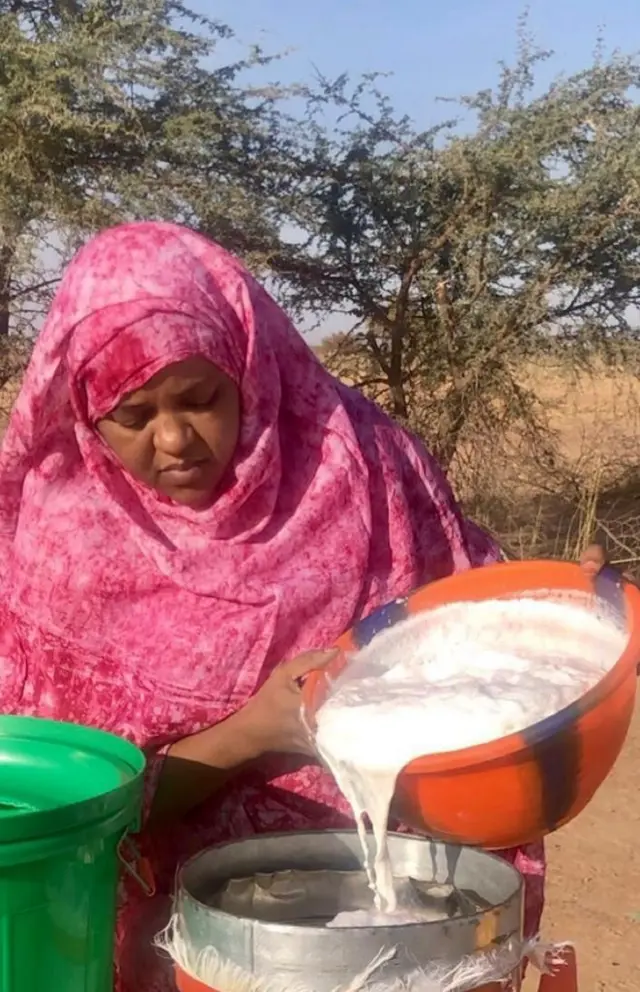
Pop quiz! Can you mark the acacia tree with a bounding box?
[0,0,292,340]
[275,40,640,473]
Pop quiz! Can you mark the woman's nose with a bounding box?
[153,413,195,455]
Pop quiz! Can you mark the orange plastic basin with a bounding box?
[303,561,640,850]
[175,968,213,992]
[174,967,511,991]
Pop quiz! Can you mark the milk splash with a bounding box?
[313,595,626,922]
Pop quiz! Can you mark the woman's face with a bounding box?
[97,357,240,507]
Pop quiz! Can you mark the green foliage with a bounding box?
[0,0,290,336]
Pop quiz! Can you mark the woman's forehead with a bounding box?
[117,357,223,405]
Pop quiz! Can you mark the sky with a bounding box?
[196,0,636,130]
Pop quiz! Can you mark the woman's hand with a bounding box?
[238,649,339,758]
[579,543,638,586]
[150,648,338,823]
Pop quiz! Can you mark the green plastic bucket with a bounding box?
[0,716,145,991]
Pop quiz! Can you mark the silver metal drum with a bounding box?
[176,831,523,991]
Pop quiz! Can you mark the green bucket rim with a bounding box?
[0,716,145,845]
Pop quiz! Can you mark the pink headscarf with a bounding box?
[0,223,543,990]
[0,220,499,730]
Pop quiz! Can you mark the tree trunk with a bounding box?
[432,274,465,472]
[434,381,468,474]
[0,244,13,337]
[388,316,408,420]
[388,377,408,419]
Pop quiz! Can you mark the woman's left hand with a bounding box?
[579,543,638,587]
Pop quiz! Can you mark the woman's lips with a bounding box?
[160,460,209,486]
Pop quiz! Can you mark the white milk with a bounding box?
[313,596,627,922]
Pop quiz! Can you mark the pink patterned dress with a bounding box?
[0,222,544,991]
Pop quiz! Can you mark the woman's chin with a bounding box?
[168,487,216,509]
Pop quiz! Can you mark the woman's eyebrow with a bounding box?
[119,376,216,407]
[117,397,153,411]
[175,379,216,396]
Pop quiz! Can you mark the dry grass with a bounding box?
[317,343,640,569]
[0,376,21,426]
[457,361,640,568]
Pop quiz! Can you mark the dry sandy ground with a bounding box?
[524,704,640,992]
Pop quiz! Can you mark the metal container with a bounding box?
[177,831,523,991]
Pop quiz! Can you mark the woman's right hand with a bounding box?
[152,648,338,823]
[239,649,338,758]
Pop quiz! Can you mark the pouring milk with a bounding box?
[312,596,626,924]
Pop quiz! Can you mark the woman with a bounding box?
[0,221,545,990]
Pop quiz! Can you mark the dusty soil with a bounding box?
[524,704,640,991]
